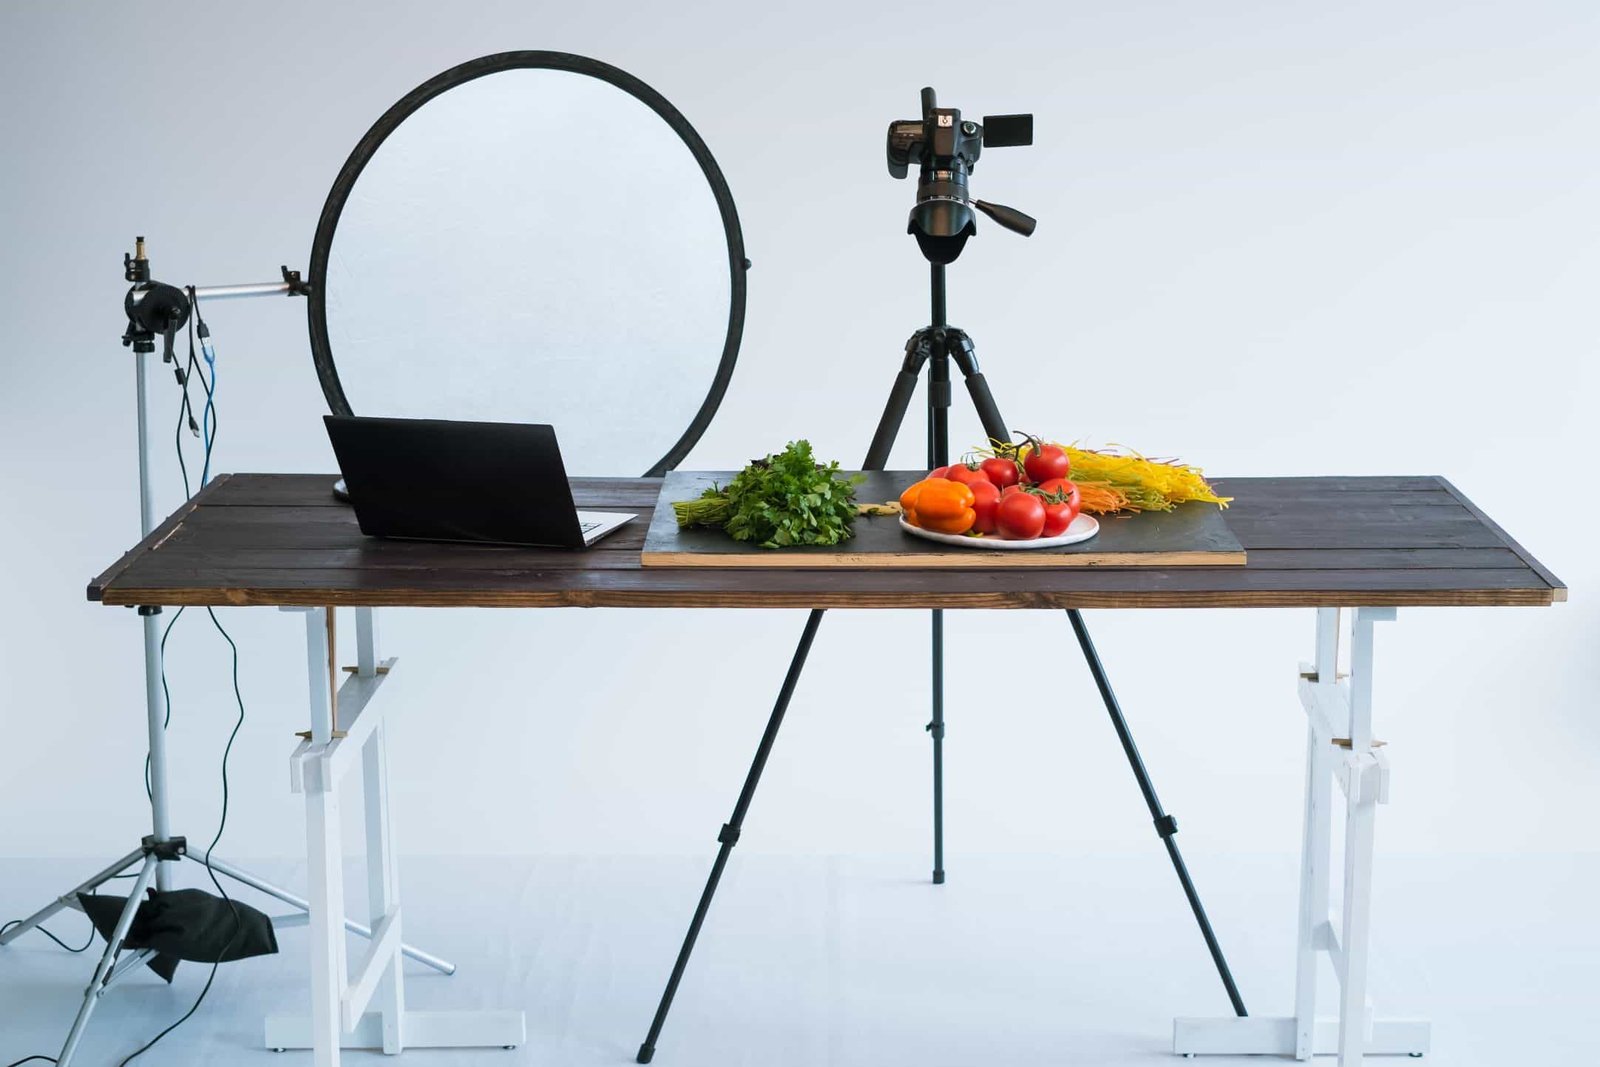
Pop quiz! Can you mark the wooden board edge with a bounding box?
[638,549,1249,569]
[86,473,233,602]
[1432,476,1567,597]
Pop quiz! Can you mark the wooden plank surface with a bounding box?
[87,473,1567,610]
[641,471,1246,568]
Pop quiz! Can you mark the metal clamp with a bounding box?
[140,834,187,861]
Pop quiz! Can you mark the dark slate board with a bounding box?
[641,471,1245,569]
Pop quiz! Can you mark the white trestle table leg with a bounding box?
[1172,607,1430,1062]
[265,607,525,1062]
[359,608,405,1053]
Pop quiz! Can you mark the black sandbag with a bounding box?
[78,887,277,982]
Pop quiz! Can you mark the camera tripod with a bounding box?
[635,262,1247,1063]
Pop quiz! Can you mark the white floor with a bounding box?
[1,851,1594,1066]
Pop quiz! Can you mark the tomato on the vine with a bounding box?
[1035,478,1082,512]
[942,462,993,489]
[979,456,1022,490]
[968,480,1001,534]
[927,465,950,480]
[1035,477,1082,537]
[1041,500,1074,537]
[1022,438,1070,483]
[995,491,1046,540]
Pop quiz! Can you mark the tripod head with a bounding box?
[885,87,1037,264]
[122,236,190,359]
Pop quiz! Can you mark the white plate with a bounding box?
[899,512,1100,550]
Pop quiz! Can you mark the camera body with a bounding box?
[886,104,1031,181]
[885,88,1035,264]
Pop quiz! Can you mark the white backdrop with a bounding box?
[0,1,1594,879]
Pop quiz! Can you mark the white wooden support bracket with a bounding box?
[270,607,526,1064]
[290,657,399,795]
[1173,607,1429,1064]
[342,906,401,1031]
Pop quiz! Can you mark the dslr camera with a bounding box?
[885,87,1036,264]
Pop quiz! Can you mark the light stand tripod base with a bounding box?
[55,853,161,1066]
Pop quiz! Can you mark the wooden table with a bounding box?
[88,473,1564,1067]
[91,473,1564,609]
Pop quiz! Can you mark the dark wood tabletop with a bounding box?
[88,473,1565,610]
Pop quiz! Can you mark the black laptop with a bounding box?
[324,415,634,548]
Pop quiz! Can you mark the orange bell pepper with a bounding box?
[900,478,976,535]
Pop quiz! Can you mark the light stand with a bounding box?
[0,240,454,1066]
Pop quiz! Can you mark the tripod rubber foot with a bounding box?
[932,870,945,885]
[637,1043,656,1063]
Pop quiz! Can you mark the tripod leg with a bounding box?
[56,853,160,1067]
[636,610,824,1064]
[947,331,1011,446]
[864,330,934,471]
[920,333,1011,885]
[0,846,146,947]
[1066,609,1248,1016]
[928,610,945,884]
[925,341,953,885]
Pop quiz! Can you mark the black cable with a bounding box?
[115,608,245,1067]
[4,1055,59,1066]
[1,873,119,953]
[145,606,186,801]
[0,917,95,954]
[177,296,205,489]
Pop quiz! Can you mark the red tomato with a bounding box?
[979,456,1022,490]
[927,466,950,480]
[1035,478,1082,511]
[1000,483,1026,498]
[1041,502,1074,537]
[1023,442,1070,483]
[943,462,993,489]
[1036,478,1082,537]
[968,480,1001,535]
[995,492,1046,539]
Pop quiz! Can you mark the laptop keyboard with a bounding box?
[579,520,602,533]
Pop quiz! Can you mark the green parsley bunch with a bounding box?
[673,440,861,548]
